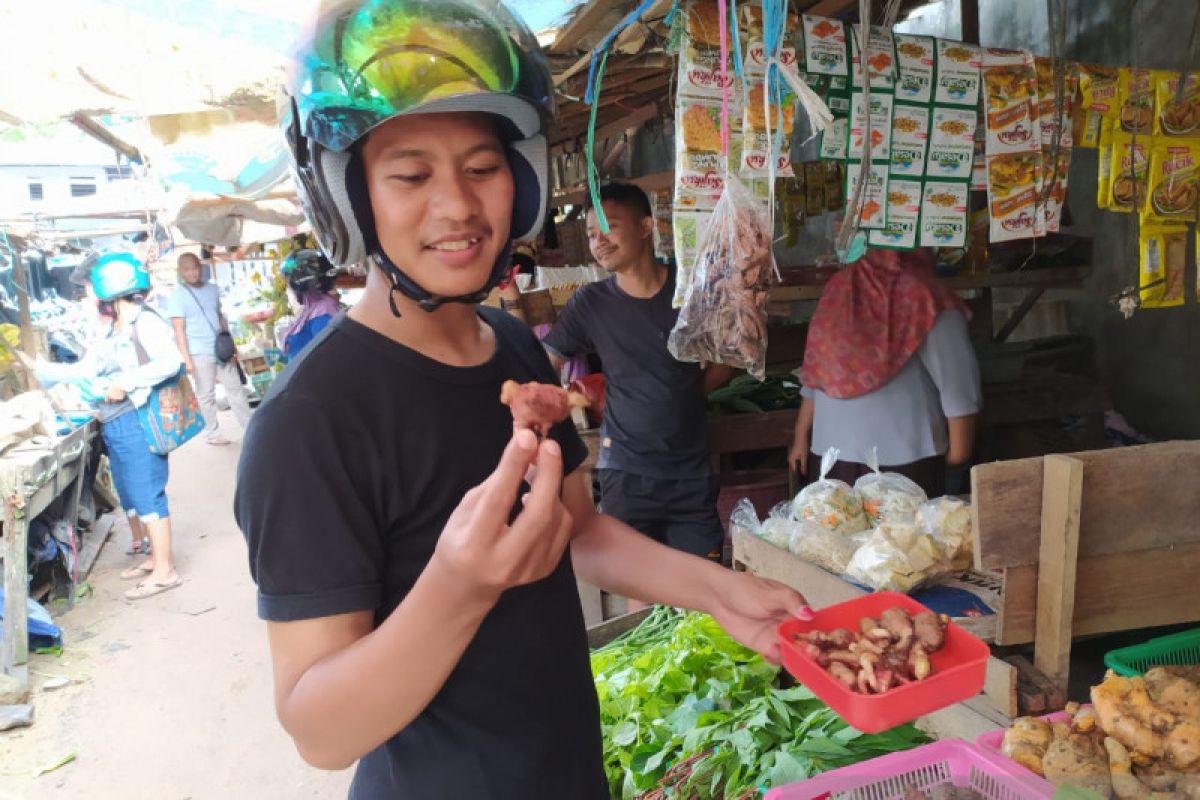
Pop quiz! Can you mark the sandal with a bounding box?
[120,564,154,580]
[125,538,151,556]
[124,576,182,600]
[207,436,231,446]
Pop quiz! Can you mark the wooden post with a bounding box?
[1,503,30,703]
[1033,455,1084,693]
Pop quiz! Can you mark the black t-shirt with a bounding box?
[544,271,711,479]
[234,309,607,799]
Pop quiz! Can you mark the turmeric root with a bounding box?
[1042,724,1112,798]
[1105,736,1178,800]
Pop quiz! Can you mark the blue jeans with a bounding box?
[102,408,170,520]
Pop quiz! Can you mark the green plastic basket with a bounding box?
[1103,628,1200,676]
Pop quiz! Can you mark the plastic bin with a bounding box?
[1103,627,1200,677]
[778,592,989,734]
[765,739,1055,799]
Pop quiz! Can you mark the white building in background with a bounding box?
[0,124,159,247]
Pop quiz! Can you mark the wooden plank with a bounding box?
[803,0,858,15]
[960,0,981,44]
[549,0,623,55]
[1033,456,1082,693]
[551,169,675,208]
[996,541,1200,645]
[77,513,118,582]
[972,441,1200,570]
[769,266,1090,303]
[984,656,1019,719]
[551,102,660,155]
[994,287,1045,342]
[707,409,797,456]
[587,607,653,649]
[2,512,29,694]
[732,530,865,609]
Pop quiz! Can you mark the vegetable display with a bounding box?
[790,607,949,695]
[706,372,801,416]
[591,607,930,799]
[996,666,1200,798]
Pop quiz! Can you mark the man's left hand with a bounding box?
[105,385,127,402]
[708,572,812,664]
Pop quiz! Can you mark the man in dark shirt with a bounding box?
[235,2,810,797]
[545,184,734,572]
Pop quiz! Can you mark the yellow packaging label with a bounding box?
[1096,118,1115,209]
[1155,71,1200,137]
[1107,131,1150,213]
[1079,63,1120,116]
[1144,140,1200,223]
[1117,68,1156,135]
[1139,223,1188,309]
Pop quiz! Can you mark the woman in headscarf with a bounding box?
[789,248,982,497]
[280,249,341,358]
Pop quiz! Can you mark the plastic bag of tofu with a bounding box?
[845,517,954,593]
[918,496,974,571]
[791,448,871,535]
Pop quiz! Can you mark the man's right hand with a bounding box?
[431,429,572,603]
[184,358,195,374]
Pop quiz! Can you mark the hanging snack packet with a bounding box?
[819,116,850,160]
[1077,63,1120,148]
[1034,57,1078,148]
[1145,140,1200,223]
[1156,71,1200,137]
[889,104,931,178]
[971,115,988,190]
[1139,223,1188,309]
[1041,147,1073,233]
[934,40,982,107]
[668,176,777,379]
[803,15,848,77]
[652,191,675,261]
[849,91,894,161]
[805,161,827,216]
[988,151,1043,242]
[791,449,871,536]
[919,181,969,248]
[675,95,729,210]
[1117,67,1156,135]
[854,449,929,526]
[671,209,713,307]
[846,161,890,229]
[850,24,897,92]
[824,160,846,211]
[926,106,978,181]
[982,49,1040,157]
[1096,118,1116,210]
[1107,131,1150,213]
[868,179,922,251]
[741,81,796,177]
[895,34,935,104]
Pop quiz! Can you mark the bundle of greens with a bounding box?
[706,372,802,416]
[591,607,931,798]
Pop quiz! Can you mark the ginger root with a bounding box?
[1042,724,1112,798]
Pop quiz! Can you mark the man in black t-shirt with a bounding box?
[545,184,733,574]
[235,3,812,798]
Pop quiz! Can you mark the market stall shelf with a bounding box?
[0,421,97,703]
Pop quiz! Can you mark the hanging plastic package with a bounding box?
[853,447,928,526]
[791,448,871,536]
[668,174,777,379]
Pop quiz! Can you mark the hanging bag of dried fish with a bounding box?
[667,174,778,380]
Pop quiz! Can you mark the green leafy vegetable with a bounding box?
[591,608,930,799]
[706,372,801,416]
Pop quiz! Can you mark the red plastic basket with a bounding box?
[778,592,990,733]
[765,739,1056,799]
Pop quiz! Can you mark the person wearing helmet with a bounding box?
[279,249,341,357]
[29,253,184,599]
[234,2,810,796]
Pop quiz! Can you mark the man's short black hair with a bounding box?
[585,182,652,219]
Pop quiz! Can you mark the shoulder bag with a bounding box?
[184,285,237,363]
[131,311,206,454]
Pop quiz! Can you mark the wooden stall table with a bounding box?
[0,421,97,703]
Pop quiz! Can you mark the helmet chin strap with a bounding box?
[371,243,512,318]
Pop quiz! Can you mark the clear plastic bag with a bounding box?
[791,448,871,535]
[730,498,793,549]
[845,518,954,593]
[667,176,778,380]
[918,496,974,571]
[854,447,929,526]
[790,521,871,576]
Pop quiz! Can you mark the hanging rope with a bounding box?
[582,0,663,234]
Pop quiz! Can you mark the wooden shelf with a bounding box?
[770,265,1092,302]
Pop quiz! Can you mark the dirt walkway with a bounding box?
[0,414,352,800]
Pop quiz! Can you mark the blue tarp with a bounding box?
[0,586,64,651]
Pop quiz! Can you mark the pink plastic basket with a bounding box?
[975,709,1077,757]
[764,740,1056,800]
